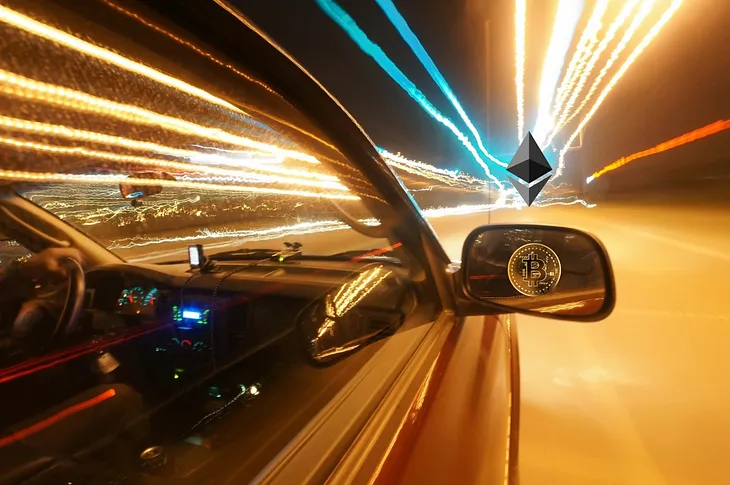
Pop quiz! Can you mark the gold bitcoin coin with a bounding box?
[507,243,561,297]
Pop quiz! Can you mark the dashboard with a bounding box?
[82,258,417,398]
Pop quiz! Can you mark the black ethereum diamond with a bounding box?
[507,132,552,183]
[506,132,553,206]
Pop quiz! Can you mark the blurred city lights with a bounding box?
[556,0,683,178]
[0,5,244,113]
[532,0,584,145]
[515,0,527,142]
[544,0,640,147]
[550,0,609,132]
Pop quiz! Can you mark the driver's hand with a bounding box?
[23,248,85,279]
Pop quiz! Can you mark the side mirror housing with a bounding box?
[459,224,615,322]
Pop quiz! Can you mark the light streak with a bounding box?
[315,0,505,187]
[0,116,334,182]
[99,1,340,151]
[515,0,527,141]
[532,0,584,145]
[378,149,491,190]
[0,5,245,114]
[550,0,609,135]
[544,0,640,147]
[100,0,278,97]
[374,0,502,165]
[588,119,730,183]
[0,169,360,200]
[0,69,320,164]
[556,0,682,177]
[552,0,654,148]
[0,135,349,191]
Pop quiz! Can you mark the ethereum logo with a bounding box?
[506,132,553,206]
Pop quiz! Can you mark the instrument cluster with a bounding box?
[116,285,159,316]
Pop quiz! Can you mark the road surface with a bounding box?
[428,202,729,485]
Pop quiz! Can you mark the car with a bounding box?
[0,1,616,484]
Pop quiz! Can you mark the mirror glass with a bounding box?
[464,225,612,318]
[119,172,173,205]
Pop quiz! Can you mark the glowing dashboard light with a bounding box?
[590,119,730,181]
[0,5,246,114]
[544,0,640,147]
[556,0,682,178]
[532,0,584,145]
[515,0,527,142]
[182,310,201,320]
[0,69,320,164]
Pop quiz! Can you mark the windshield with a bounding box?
[2,1,390,264]
[0,3,445,485]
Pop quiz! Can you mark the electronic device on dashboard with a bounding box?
[188,245,205,270]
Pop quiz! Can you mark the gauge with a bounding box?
[117,286,145,308]
[143,288,159,307]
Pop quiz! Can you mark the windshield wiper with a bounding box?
[321,249,401,264]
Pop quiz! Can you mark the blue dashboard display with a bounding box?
[173,305,210,329]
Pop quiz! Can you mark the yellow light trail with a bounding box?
[532,0,584,145]
[546,0,608,134]
[556,0,682,178]
[0,71,482,188]
[550,0,609,132]
[0,135,350,191]
[588,119,730,182]
[89,1,340,151]
[0,169,360,200]
[0,70,320,165]
[544,0,640,147]
[515,0,526,141]
[0,5,246,114]
[100,0,279,97]
[555,0,655,141]
[378,149,488,189]
[0,116,334,182]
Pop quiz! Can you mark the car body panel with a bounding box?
[324,314,518,485]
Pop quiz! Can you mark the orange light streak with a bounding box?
[589,120,730,181]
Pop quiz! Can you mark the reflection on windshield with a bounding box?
[0,2,437,485]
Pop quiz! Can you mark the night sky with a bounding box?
[239,0,730,191]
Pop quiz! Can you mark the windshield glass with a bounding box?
[0,3,441,484]
[2,1,388,264]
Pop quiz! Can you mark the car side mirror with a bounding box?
[460,224,615,321]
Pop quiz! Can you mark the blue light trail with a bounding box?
[373,0,504,168]
[315,0,504,188]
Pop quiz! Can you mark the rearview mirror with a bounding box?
[461,224,615,321]
[119,172,174,206]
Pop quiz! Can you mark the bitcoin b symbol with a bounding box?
[508,243,561,296]
[520,252,548,287]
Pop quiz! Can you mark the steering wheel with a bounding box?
[51,257,86,340]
